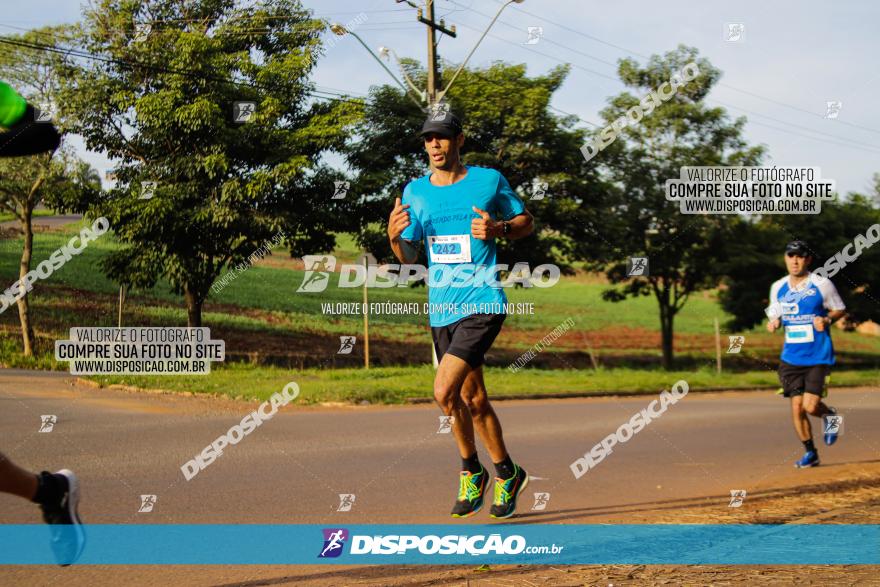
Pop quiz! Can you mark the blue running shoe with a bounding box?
[795,450,820,468]
[823,408,841,446]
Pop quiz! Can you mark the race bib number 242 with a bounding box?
[428,234,471,264]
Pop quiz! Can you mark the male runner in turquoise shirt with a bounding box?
[388,110,534,518]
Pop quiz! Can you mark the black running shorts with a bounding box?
[777,361,830,398]
[431,313,505,369]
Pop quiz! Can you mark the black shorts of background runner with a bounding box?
[431,313,505,369]
[778,361,830,397]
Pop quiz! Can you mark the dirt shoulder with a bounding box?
[5,462,878,586]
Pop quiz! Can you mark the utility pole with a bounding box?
[413,0,456,106]
[336,1,519,109]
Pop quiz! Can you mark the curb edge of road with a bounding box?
[73,377,875,406]
[403,385,788,404]
[75,377,195,398]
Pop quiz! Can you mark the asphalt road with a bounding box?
[4,368,880,523]
[1,368,879,584]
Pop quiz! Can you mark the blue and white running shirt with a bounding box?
[400,165,525,327]
[769,272,846,365]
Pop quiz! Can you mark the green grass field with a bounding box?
[1,219,878,403]
[0,208,57,223]
[0,220,746,331]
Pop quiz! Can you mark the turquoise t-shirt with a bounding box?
[401,165,526,327]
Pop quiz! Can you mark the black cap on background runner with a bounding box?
[418,110,463,138]
[785,240,811,256]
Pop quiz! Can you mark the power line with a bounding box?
[486,0,652,60]
[443,5,880,156]
[0,20,418,38]
[451,19,620,83]
[0,36,366,108]
[446,0,619,69]
[717,84,880,137]
[548,105,600,128]
[6,14,878,160]
[708,97,880,154]
[113,8,413,26]
[745,118,880,155]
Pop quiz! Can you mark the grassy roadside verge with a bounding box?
[3,221,879,404]
[0,209,57,223]
[83,363,880,404]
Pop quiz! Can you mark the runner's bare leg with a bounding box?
[801,392,831,418]
[460,366,509,463]
[790,396,812,442]
[434,354,479,459]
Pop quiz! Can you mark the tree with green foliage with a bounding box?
[59,0,361,326]
[345,60,603,274]
[720,193,880,333]
[0,28,100,356]
[0,151,100,356]
[575,45,765,369]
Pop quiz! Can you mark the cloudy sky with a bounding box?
[5,0,878,196]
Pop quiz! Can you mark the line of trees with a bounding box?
[1,1,878,369]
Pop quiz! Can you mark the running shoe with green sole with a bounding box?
[451,466,488,518]
[489,464,529,519]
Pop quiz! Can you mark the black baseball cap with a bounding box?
[418,110,463,139]
[785,240,811,256]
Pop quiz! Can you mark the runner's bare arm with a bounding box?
[814,309,846,332]
[471,208,534,241]
[504,210,534,240]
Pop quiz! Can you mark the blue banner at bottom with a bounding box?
[1,524,877,565]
